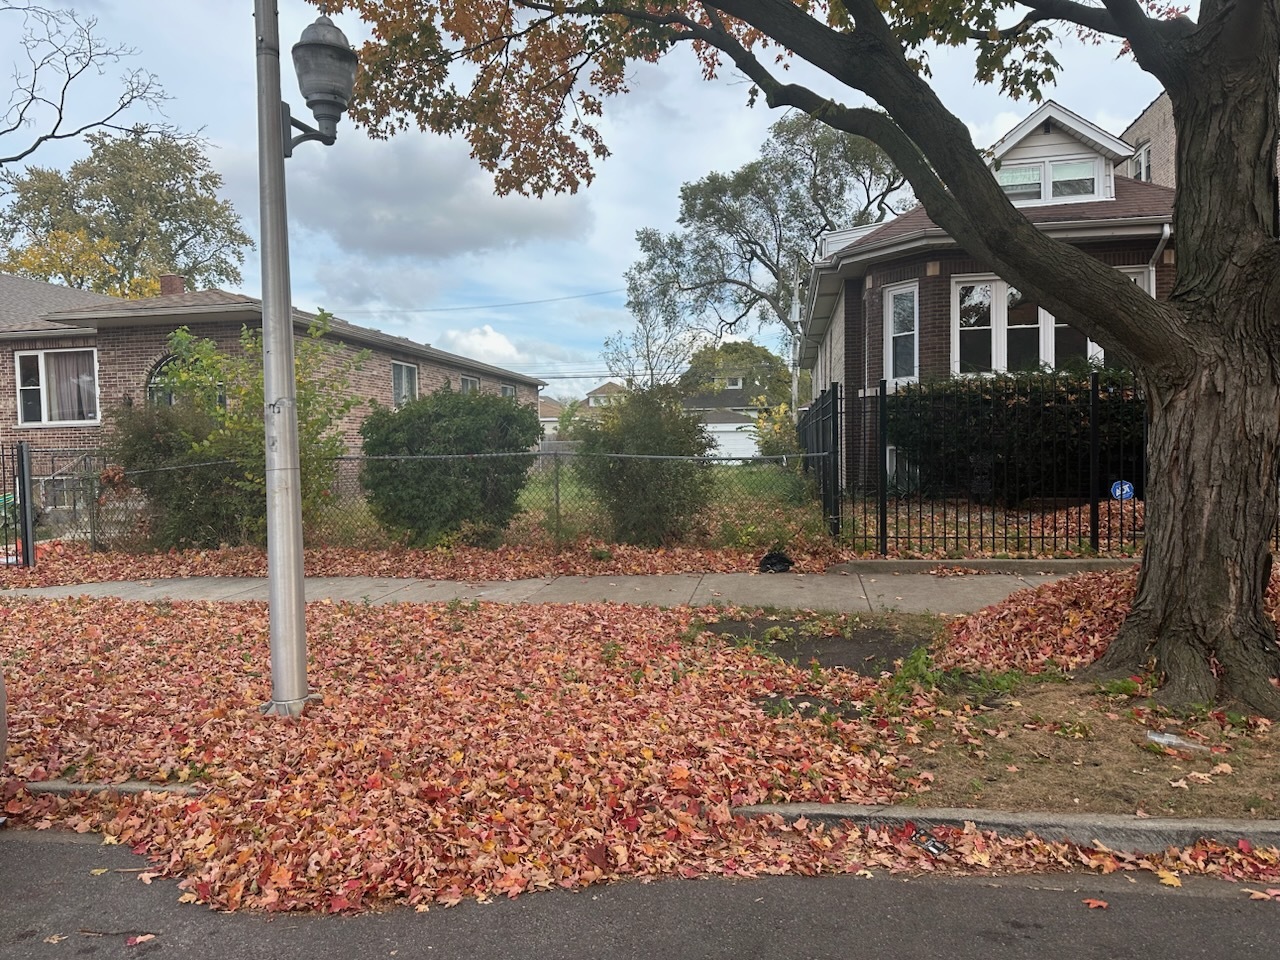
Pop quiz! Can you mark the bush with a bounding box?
[359,388,542,545]
[106,317,365,548]
[107,402,260,547]
[573,387,715,546]
[885,369,1145,504]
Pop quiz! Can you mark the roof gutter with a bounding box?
[0,325,97,341]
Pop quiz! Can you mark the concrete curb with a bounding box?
[825,559,1137,576]
[733,803,1280,855]
[25,779,203,797]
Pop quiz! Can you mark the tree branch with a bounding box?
[0,5,165,166]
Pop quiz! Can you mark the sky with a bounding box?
[2,1,1169,398]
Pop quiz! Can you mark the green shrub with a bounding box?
[885,369,1144,504]
[106,316,365,548]
[573,387,715,546]
[107,402,260,547]
[359,388,542,546]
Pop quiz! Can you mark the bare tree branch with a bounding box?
[0,4,166,166]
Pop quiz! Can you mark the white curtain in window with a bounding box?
[46,350,97,421]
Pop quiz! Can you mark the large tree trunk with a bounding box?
[1091,337,1280,715]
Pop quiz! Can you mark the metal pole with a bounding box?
[1089,372,1101,553]
[17,442,36,568]
[255,0,311,717]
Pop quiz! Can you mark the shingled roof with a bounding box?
[0,273,121,334]
[1,277,543,387]
[830,176,1175,260]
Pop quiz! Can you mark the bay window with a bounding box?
[951,277,1101,374]
[16,348,99,425]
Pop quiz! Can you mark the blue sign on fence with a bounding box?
[1111,480,1135,501]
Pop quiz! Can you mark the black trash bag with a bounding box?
[758,550,794,574]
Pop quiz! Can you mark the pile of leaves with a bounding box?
[2,597,909,911]
[939,565,1280,675]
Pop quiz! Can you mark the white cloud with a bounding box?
[437,324,523,365]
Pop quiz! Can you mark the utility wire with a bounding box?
[339,289,625,315]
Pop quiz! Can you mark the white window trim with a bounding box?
[996,154,1107,206]
[1133,143,1152,182]
[391,360,418,409]
[883,281,919,384]
[500,383,517,398]
[951,274,1110,374]
[725,376,744,390]
[460,375,480,394]
[15,347,101,427]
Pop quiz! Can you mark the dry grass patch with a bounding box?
[898,682,1278,820]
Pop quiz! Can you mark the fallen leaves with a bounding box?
[4,591,1280,916]
[1082,898,1109,909]
[1,597,906,912]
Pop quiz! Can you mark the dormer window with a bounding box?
[997,164,1042,202]
[725,376,743,390]
[1050,160,1095,198]
[996,157,1101,204]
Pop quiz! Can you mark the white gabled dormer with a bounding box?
[988,101,1135,205]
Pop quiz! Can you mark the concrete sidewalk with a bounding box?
[1,559,1130,614]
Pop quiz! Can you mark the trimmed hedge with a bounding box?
[885,370,1145,504]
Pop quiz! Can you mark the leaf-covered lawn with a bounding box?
[939,565,1280,675]
[2,598,917,911]
[4,582,1280,914]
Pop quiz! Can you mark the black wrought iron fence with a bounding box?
[2,443,37,566]
[797,384,841,536]
[846,370,1147,556]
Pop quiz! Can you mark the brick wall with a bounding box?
[2,320,540,457]
[1120,94,1177,187]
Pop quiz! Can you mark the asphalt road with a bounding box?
[3,827,1277,960]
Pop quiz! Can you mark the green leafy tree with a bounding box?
[109,315,365,547]
[1,228,159,297]
[0,127,252,291]
[360,389,542,546]
[574,387,715,546]
[316,0,1280,714]
[628,113,908,339]
[678,341,806,407]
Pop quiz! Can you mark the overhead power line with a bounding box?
[339,288,625,315]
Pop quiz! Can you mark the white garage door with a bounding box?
[707,423,759,459]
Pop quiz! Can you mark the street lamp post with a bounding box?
[253,2,357,717]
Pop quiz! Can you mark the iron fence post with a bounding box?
[827,383,841,538]
[1089,372,1100,552]
[17,442,36,568]
[878,379,889,556]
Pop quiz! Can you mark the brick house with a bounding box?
[800,101,1175,488]
[0,272,544,462]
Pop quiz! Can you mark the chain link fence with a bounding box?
[25,449,831,552]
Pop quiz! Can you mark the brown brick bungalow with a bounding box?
[800,101,1175,489]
